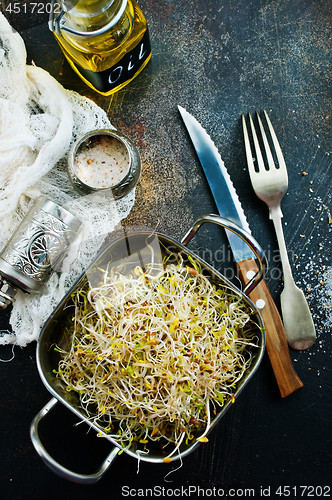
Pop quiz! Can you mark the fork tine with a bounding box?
[256,112,276,171]
[241,114,256,176]
[263,110,287,173]
[242,114,264,174]
[248,113,265,173]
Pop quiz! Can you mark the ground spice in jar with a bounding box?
[74,135,130,189]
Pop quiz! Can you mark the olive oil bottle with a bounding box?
[49,0,151,95]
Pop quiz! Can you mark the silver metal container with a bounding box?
[30,214,266,483]
[0,197,82,309]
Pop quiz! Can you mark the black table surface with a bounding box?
[1,1,331,498]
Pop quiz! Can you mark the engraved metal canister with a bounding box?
[0,197,82,309]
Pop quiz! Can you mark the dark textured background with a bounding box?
[0,0,331,498]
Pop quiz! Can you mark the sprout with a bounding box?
[55,255,258,460]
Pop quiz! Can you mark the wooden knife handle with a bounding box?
[237,258,303,398]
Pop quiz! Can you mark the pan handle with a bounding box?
[30,397,119,484]
[181,214,266,295]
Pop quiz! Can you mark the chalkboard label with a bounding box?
[76,29,151,93]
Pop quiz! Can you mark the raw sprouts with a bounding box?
[55,255,258,461]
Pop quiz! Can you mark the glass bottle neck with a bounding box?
[60,0,114,16]
[51,0,128,36]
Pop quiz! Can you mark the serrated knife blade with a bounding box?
[178,105,253,262]
[178,105,303,398]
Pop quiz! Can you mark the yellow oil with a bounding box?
[54,0,151,95]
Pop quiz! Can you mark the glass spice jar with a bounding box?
[49,0,151,95]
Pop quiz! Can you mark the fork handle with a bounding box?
[237,258,303,398]
[270,211,294,288]
[271,215,316,350]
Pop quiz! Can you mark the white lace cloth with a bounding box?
[0,13,135,346]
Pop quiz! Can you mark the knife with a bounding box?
[178,105,303,398]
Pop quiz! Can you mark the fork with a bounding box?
[242,110,316,351]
